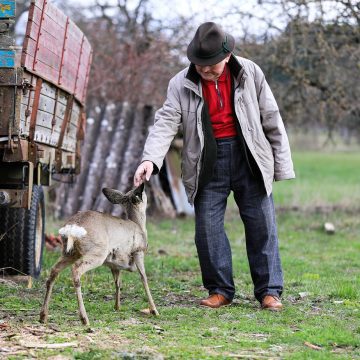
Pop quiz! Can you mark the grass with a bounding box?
[0,150,360,359]
[273,151,360,208]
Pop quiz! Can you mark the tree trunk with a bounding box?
[80,104,118,211]
[54,106,103,218]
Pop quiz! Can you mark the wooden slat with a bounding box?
[25,19,40,42]
[34,63,58,83]
[35,107,53,128]
[19,71,84,152]
[38,93,55,114]
[41,12,66,42]
[40,80,56,98]
[38,28,64,57]
[81,49,92,103]
[32,0,45,10]
[22,37,37,59]
[34,123,52,144]
[42,1,67,27]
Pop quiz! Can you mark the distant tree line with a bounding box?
[14,0,360,217]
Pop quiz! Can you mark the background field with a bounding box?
[1,151,359,359]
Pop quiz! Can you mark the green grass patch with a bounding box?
[1,151,360,359]
[273,151,360,208]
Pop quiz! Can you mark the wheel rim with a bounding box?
[34,203,43,269]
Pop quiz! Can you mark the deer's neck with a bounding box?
[127,208,147,235]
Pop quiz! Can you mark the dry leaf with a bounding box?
[139,308,152,315]
[298,292,310,298]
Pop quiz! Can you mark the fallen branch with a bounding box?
[19,340,78,349]
[304,341,322,350]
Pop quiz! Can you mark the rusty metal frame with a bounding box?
[28,77,42,142]
[25,74,34,127]
[51,87,59,132]
[32,0,47,72]
[55,94,74,171]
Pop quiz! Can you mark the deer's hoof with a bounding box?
[39,313,47,323]
[80,317,90,326]
[151,309,159,316]
[140,308,159,316]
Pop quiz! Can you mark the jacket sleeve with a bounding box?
[253,63,295,181]
[141,77,182,174]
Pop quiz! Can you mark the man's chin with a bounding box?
[200,74,216,81]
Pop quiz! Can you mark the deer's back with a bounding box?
[65,210,146,257]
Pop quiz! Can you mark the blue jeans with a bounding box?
[194,137,283,302]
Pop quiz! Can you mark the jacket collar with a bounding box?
[185,53,246,93]
[228,54,247,88]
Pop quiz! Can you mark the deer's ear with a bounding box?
[132,183,144,201]
[102,188,126,204]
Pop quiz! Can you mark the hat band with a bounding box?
[197,36,231,59]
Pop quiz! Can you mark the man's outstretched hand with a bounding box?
[134,161,154,187]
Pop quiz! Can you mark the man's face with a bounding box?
[195,55,230,81]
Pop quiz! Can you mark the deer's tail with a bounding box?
[59,224,87,253]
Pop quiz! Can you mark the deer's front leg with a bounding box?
[133,252,159,316]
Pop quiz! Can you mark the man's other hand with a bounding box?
[134,161,154,186]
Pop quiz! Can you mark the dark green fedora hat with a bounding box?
[187,22,235,66]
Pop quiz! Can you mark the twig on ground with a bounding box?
[19,340,78,349]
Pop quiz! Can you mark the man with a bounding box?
[134,22,295,310]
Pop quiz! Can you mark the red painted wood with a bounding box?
[82,50,92,103]
[25,19,40,42]
[35,46,61,71]
[21,0,92,104]
[22,37,36,60]
[27,4,42,25]
[34,0,45,9]
[38,29,64,57]
[43,2,67,27]
[42,12,66,42]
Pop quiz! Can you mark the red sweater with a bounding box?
[201,65,237,139]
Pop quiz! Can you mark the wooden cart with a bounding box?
[0,0,92,277]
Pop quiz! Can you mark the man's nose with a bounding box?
[202,66,211,72]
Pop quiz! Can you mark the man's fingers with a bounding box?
[134,167,144,186]
[134,161,153,186]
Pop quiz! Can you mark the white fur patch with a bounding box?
[59,224,87,238]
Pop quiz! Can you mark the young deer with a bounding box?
[40,184,158,326]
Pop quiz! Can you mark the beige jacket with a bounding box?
[142,55,295,204]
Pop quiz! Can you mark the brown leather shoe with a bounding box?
[261,295,283,311]
[200,294,231,308]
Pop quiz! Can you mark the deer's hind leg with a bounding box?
[40,256,76,323]
[72,256,105,326]
[111,268,122,310]
[133,252,159,316]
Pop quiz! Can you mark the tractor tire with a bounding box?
[0,185,45,278]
